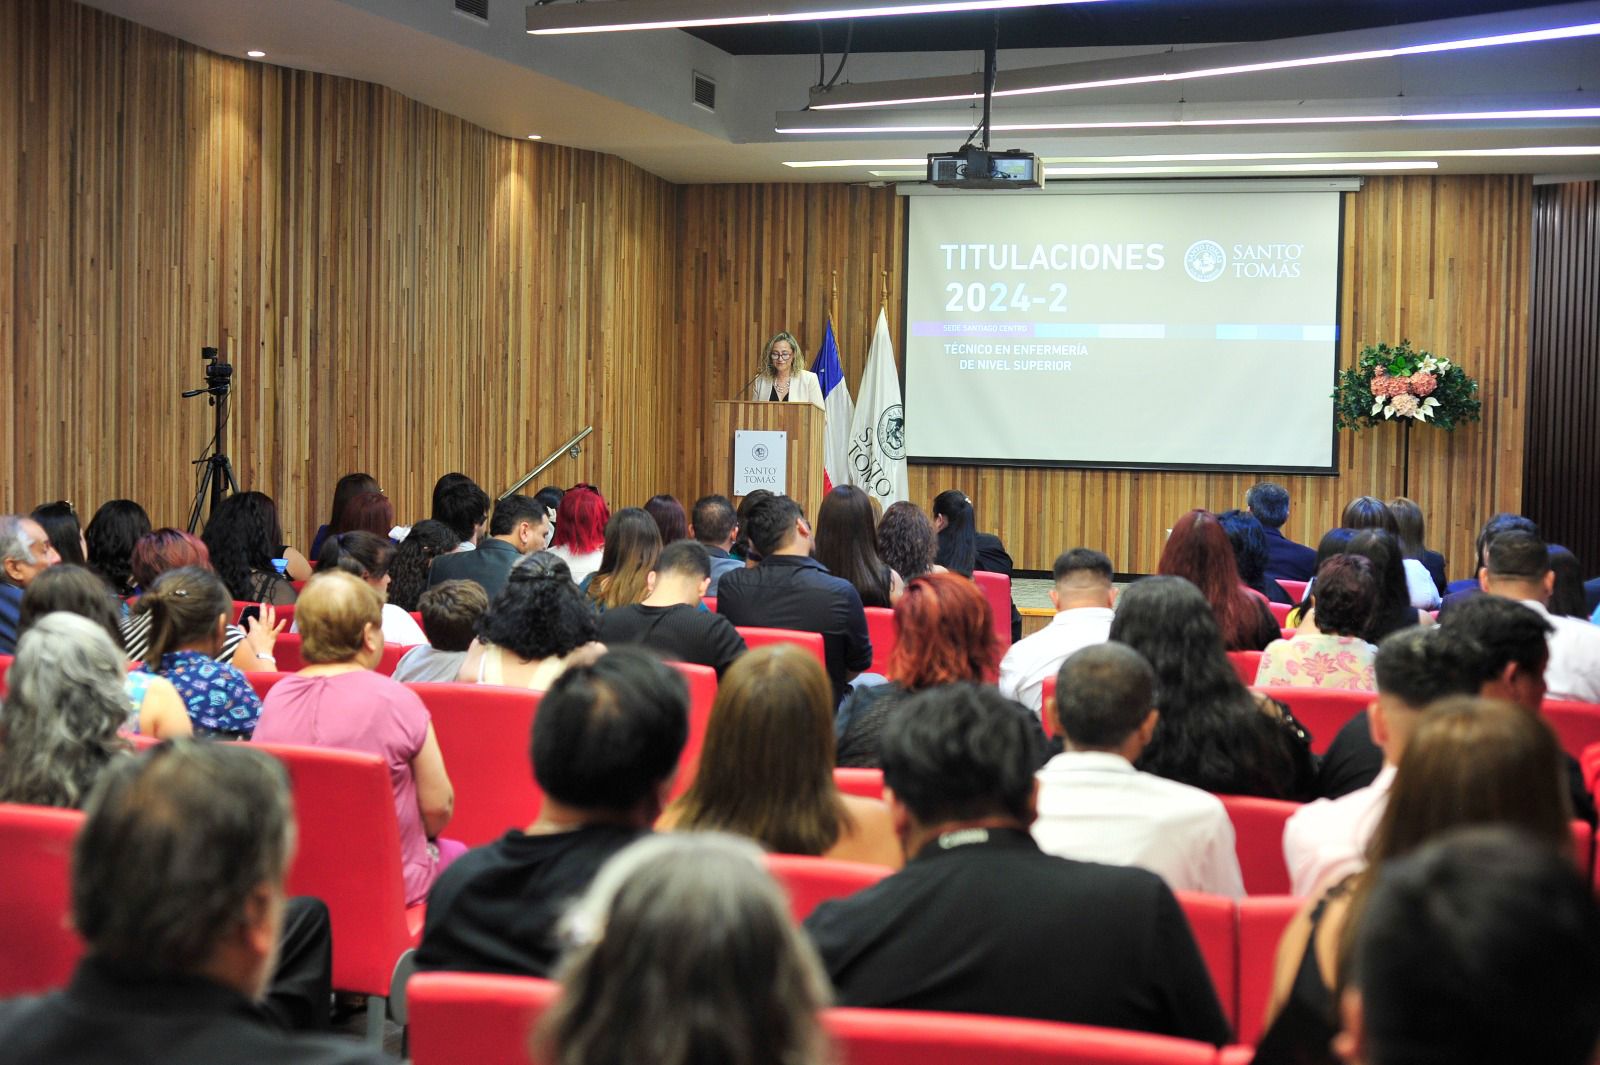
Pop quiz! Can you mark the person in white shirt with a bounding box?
[1032,642,1245,898]
[998,548,1115,715]
[1480,530,1600,703]
[1283,627,1485,896]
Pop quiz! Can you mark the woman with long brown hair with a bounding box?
[1158,509,1280,651]
[813,485,900,608]
[582,508,663,613]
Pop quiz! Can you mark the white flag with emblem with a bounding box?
[848,308,908,506]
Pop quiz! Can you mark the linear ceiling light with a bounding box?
[526,0,1107,35]
[786,146,1600,167]
[864,161,1439,177]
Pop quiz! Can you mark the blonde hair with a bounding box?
[761,331,807,377]
[296,570,383,664]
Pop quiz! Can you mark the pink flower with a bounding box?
[1408,371,1437,396]
[1390,393,1420,417]
[1369,376,1388,397]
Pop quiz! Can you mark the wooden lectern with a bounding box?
[711,401,825,513]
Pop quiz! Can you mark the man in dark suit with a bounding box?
[428,494,548,600]
[1248,482,1317,585]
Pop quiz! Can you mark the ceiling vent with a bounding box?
[454,0,488,22]
[692,72,716,113]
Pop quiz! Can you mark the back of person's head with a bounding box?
[1548,546,1588,619]
[732,490,774,560]
[931,489,977,576]
[135,567,232,669]
[881,683,1038,826]
[889,572,998,689]
[130,528,210,591]
[337,491,394,538]
[73,741,293,981]
[30,500,86,566]
[386,519,461,611]
[1344,529,1411,638]
[746,495,805,557]
[1475,512,1538,567]
[1316,527,1357,567]
[675,644,844,855]
[490,493,547,538]
[417,579,489,652]
[0,514,38,584]
[1345,827,1600,1065]
[813,485,891,605]
[540,833,830,1065]
[532,646,688,812]
[1386,497,1428,558]
[1217,508,1271,590]
[85,499,152,595]
[1438,593,1552,680]
[296,570,383,665]
[432,476,490,543]
[0,613,129,808]
[691,494,736,547]
[316,529,395,582]
[1484,528,1550,583]
[1052,548,1114,611]
[201,491,283,599]
[480,551,598,661]
[327,472,379,534]
[552,485,609,554]
[532,485,565,519]
[654,539,711,583]
[1054,643,1157,750]
[1310,554,1378,638]
[1246,482,1290,528]
[1158,509,1257,647]
[876,501,938,581]
[1342,496,1400,536]
[588,508,662,610]
[644,495,688,545]
[20,564,126,651]
[1373,626,1489,710]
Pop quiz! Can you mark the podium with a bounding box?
[711,401,825,513]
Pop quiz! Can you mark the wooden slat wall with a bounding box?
[2,0,677,546]
[1525,181,1600,572]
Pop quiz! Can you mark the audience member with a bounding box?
[1159,509,1280,651]
[730,489,773,563]
[1344,529,1428,641]
[314,531,427,644]
[254,571,456,906]
[1288,528,1356,628]
[1033,643,1245,897]
[1479,530,1600,702]
[428,494,548,600]
[548,485,609,583]
[1258,699,1572,1064]
[813,485,899,608]
[875,500,939,582]
[837,573,1021,768]
[1387,496,1447,596]
[84,499,151,598]
[1287,627,1485,896]
[202,492,298,605]
[416,647,687,975]
[430,473,490,549]
[1254,555,1378,691]
[121,528,278,672]
[536,834,830,1065]
[0,514,62,654]
[1445,512,1537,597]
[1341,497,1438,609]
[643,493,687,545]
[311,471,379,558]
[933,489,1021,641]
[805,683,1231,1043]
[385,519,461,611]
[1334,828,1600,1065]
[1219,508,1295,606]
[392,580,489,683]
[335,490,394,541]
[688,494,742,595]
[581,507,661,613]
[1249,481,1317,584]
[997,547,1114,714]
[664,644,899,866]
[532,485,564,526]
[137,567,264,738]
[1549,545,1589,618]
[29,500,86,566]
[717,494,871,706]
[457,552,602,690]
[595,540,745,675]
[0,741,382,1063]
[1111,576,1314,799]
[19,564,126,652]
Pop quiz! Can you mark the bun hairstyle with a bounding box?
[135,567,232,672]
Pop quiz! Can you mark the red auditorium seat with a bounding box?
[826,1007,1219,1065]
[1217,1045,1257,1065]
[1267,602,1293,625]
[1254,687,1373,756]
[252,741,425,1043]
[666,661,718,801]
[702,595,716,612]
[1582,741,1600,796]
[764,853,891,922]
[1040,675,1058,737]
[1544,699,1600,762]
[245,670,292,701]
[0,804,86,997]
[269,633,412,675]
[408,972,561,1065]
[735,626,826,665]
[0,653,10,698]
[1573,820,1595,882]
[1220,795,1299,896]
[1236,896,1301,1045]
[834,766,885,800]
[407,684,545,846]
[972,570,1014,653]
[1175,892,1238,1032]
[1276,580,1308,603]
[1226,651,1262,686]
[865,606,898,675]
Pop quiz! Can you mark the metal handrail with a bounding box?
[499,426,594,500]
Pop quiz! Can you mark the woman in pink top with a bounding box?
[1255,555,1379,692]
[254,570,456,906]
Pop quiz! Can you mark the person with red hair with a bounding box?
[338,490,396,540]
[1159,509,1281,651]
[836,573,1040,768]
[549,484,610,583]
[121,528,284,672]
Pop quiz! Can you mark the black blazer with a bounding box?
[427,538,523,600]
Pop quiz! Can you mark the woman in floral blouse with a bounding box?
[1255,555,1379,691]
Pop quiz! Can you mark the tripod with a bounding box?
[184,351,239,532]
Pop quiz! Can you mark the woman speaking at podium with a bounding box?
[750,331,825,409]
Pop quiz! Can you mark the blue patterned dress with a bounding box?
[152,650,263,738]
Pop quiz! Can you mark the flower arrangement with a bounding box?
[1332,340,1481,431]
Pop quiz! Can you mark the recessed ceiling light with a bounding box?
[526,134,543,140]
[246,50,266,58]
[526,0,1107,34]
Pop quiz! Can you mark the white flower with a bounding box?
[1420,356,1439,372]
[1372,399,1387,416]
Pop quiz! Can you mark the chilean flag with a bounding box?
[813,318,855,493]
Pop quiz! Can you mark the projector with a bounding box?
[927,147,1044,190]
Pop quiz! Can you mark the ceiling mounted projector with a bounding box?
[928,147,1044,189]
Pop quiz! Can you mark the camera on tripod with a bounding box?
[203,346,233,391]
[185,344,240,531]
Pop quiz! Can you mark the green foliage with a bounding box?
[1332,339,1482,433]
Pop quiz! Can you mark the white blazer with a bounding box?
[750,368,826,410]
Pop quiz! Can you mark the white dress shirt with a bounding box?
[1032,750,1246,898]
[1282,764,1396,897]
[1520,599,1600,703]
[997,607,1114,715]
[1402,558,1441,609]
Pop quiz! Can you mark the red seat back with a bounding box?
[764,853,891,922]
[250,741,421,995]
[1544,699,1600,762]
[834,766,885,800]
[1226,651,1262,686]
[972,570,1013,653]
[1583,740,1600,797]
[407,684,544,847]
[826,1008,1219,1065]
[1276,580,1309,602]
[1255,687,1374,756]
[1176,891,1237,1032]
[702,595,716,612]
[1572,820,1595,882]
[268,634,409,676]
[865,606,898,675]
[734,626,826,665]
[1267,602,1293,625]
[1220,795,1299,896]
[0,804,86,997]
[0,653,10,699]
[245,670,293,702]
[1040,675,1058,737]
[667,661,719,801]
[408,972,561,1065]
[1237,896,1301,1045]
